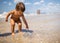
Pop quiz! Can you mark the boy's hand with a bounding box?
[5,19,8,22]
[26,25,29,29]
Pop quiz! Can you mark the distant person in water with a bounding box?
[5,2,29,35]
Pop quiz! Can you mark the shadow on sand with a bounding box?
[0,29,33,37]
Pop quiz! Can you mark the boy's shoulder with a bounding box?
[11,10,15,12]
[8,10,15,14]
[9,10,15,14]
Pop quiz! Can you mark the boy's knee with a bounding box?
[11,23,15,26]
[18,23,22,26]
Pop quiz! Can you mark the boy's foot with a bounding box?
[18,29,22,32]
[12,33,15,36]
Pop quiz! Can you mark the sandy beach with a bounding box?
[0,14,60,43]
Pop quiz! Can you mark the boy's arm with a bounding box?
[21,14,29,29]
[5,11,14,22]
[6,13,11,22]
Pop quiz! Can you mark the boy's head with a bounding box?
[16,2,25,12]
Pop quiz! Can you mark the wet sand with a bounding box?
[0,14,60,43]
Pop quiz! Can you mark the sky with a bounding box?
[0,0,60,14]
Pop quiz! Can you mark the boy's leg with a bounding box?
[17,21,22,32]
[10,19,15,35]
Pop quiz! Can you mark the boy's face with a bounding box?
[16,2,25,12]
[19,4,24,10]
[20,4,24,8]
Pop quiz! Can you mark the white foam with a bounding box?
[0,12,7,18]
[24,13,38,16]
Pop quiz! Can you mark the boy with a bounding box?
[5,2,29,35]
